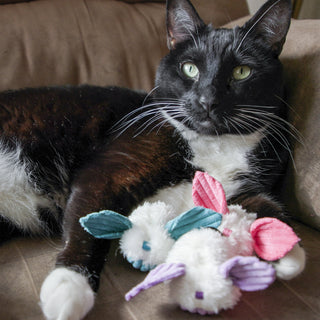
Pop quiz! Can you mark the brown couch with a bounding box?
[0,0,319,319]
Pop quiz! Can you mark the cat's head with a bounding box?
[154,0,292,136]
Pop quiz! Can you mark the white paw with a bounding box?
[273,244,306,280]
[40,268,95,320]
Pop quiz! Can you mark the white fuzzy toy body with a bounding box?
[166,206,256,314]
[124,204,269,315]
[167,228,242,314]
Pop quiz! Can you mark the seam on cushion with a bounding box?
[280,279,320,315]
[241,297,269,319]
[14,242,39,299]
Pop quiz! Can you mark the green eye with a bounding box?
[232,65,251,80]
[182,62,199,79]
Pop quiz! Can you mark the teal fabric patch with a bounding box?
[165,206,222,240]
[142,241,151,251]
[79,210,132,239]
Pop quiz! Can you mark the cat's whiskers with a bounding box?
[239,107,304,145]
[134,105,187,137]
[110,104,156,132]
[141,86,160,106]
[237,113,292,153]
[227,117,254,146]
[152,111,190,136]
[229,114,282,161]
[110,100,184,138]
[112,99,185,138]
[233,108,297,169]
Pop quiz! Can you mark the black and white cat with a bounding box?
[0,0,305,319]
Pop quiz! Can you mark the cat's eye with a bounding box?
[232,65,251,81]
[181,62,199,80]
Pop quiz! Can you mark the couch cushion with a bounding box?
[281,19,320,230]
[0,0,248,92]
[1,221,319,319]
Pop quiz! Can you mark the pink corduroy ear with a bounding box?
[192,171,229,214]
[250,218,300,261]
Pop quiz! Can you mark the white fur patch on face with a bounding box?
[40,268,95,320]
[0,144,53,233]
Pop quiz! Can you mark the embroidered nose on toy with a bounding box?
[142,241,151,251]
[195,291,204,300]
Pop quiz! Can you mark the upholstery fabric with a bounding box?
[281,19,320,230]
[0,0,248,92]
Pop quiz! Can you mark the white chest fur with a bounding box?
[147,129,261,214]
[185,130,262,199]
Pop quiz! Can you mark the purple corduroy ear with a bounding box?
[125,263,186,301]
[220,256,276,291]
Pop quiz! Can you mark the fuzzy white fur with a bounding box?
[165,206,256,314]
[272,244,306,280]
[40,268,95,320]
[167,229,242,314]
[218,205,257,256]
[120,201,176,269]
[0,144,53,233]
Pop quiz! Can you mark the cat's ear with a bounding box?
[240,0,292,56]
[166,0,205,50]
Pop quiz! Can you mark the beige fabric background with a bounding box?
[0,0,248,92]
[281,20,320,229]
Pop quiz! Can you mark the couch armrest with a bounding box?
[281,19,320,230]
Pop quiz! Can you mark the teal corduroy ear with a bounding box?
[165,206,222,240]
[79,210,132,239]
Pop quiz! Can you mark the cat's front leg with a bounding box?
[231,193,306,280]
[40,207,111,320]
[40,176,115,320]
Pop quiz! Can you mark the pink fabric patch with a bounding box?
[192,171,229,215]
[250,218,300,261]
[222,228,233,237]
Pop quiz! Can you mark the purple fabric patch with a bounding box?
[125,263,186,301]
[220,256,276,291]
[195,291,204,300]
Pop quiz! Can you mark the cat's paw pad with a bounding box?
[40,268,94,320]
[273,244,306,280]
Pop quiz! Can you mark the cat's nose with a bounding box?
[199,96,218,113]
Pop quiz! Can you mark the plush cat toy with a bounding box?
[80,172,301,314]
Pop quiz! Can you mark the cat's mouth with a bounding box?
[189,114,228,136]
